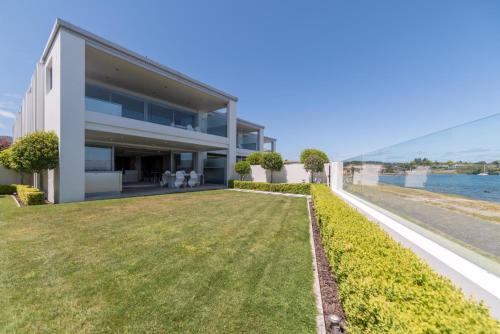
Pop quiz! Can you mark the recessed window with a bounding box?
[85,146,112,171]
[46,60,53,94]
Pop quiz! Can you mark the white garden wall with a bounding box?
[248,163,330,184]
[0,166,32,185]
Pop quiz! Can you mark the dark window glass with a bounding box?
[85,84,111,101]
[85,146,112,171]
[149,103,174,126]
[111,93,144,121]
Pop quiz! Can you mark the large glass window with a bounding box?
[174,110,198,130]
[84,83,228,138]
[174,152,194,171]
[111,93,144,121]
[85,146,112,171]
[148,103,174,126]
[207,111,227,137]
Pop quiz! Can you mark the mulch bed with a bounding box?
[309,200,348,334]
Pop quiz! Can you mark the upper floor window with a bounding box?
[46,60,53,94]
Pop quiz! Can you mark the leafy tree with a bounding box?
[260,152,283,183]
[246,152,263,165]
[300,148,329,164]
[304,154,325,183]
[11,131,59,189]
[0,146,29,182]
[234,160,251,181]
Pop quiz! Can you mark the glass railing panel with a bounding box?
[85,97,122,117]
[207,111,227,137]
[343,113,500,265]
[85,83,228,138]
[237,132,258,150]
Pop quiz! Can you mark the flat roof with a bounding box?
[41,18,238,102]
[237,118,265,130]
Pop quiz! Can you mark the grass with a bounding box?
[0,191,316,333]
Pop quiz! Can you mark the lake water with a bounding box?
[379,174,500,203]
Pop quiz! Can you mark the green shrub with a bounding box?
[232,181,310,195]
[300,148,329,164]
[234,160,251,180]
[0,184,16,195]
[310,184,499,333]
[16,184,45,206]
[246,152,264,165]
[260,152,284,183]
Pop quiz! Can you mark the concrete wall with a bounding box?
[0,166,33,185]
[44,29,86,203]
[226,100,237,182]
[85,172,122,194]
[248,163,330,184]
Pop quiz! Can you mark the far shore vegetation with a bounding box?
[347,158,500,175]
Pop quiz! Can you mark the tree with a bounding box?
[234,160,251,181]
[11,131,59,189]
[260,152,283,183]
[304,155,325,183]
[246,152,263,165]
[0,146,29,182]
[300,148,329,164]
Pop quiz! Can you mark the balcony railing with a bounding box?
[85,83,227,137]
[237,132,259,150]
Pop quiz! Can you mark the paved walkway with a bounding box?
[348,187,500,260]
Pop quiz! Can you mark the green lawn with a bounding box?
[0,191,316,333]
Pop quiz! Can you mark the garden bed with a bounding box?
[309,200,348,334]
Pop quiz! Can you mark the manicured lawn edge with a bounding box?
[0,184,45,206]
[311,184,499,333]
[229,180,311,195]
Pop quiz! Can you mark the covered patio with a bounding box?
[84,130,229,199]
[85,183,225,201]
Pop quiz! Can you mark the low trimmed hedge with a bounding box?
[230,180,311,195]
[311,184,499,333]
[0,184,16,195]
[15,185,45,206]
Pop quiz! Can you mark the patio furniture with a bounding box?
[188,171,199,187]
[160,171,171,187]
[174,171,186,188]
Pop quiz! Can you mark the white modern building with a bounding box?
[12,19,276,203]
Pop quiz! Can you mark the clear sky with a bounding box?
[1,0,500,160]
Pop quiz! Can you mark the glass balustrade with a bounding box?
[85,83,227,137]
[342,113,500,267]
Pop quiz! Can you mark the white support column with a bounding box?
[271,140,276,152]
[45,30,86,203]
[331,161,343,191]
[258,129,265,151]
[226,100,237,183]
[196,151,207,174]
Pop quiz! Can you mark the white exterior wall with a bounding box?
[85,172,122,194]
[0,166,32,185]
[226,100,237,182]
[249,163,330,184]
[44,29,86,203]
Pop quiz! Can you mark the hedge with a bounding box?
[0,184,16,195]
[15,184,45,205]
[311,184,499,333]
[229,180,311,195]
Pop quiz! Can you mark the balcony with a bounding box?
[85,83,227,137]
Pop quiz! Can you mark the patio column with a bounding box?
[226,100,237,183]
[258,129,264,151]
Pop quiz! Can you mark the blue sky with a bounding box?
[1,0,500,160]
